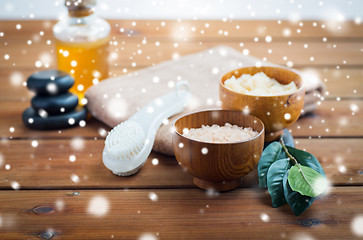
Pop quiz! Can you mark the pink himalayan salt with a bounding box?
[182,123,258,143]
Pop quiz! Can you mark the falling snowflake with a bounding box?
[138,233,158,240]
[106,98,128,120]
[312,176,329,196]
[69,155,76,162]
[201,147,208,155]
[168,81,175,88]
[70,137,85,151]
[242,106,250,115]
[212,67,219,74]
[87,196,110,217]
[9,72,23,87]
[35,61,42,68]
[338,165,347,174]
[77,84,84,91]
[152,76,160,83]
[206,188,219,197]
[0,153,4,167]
[260,213,270,222]
[242,49,249,56]
[68,118,75,125]
[351,215,363,236]
[291,232,315,240]
[31,140,38,148]
[148,192,158,201]
[151,158,159,166]
[70,60,77,67]
[284,113,291,120]
[11,181,20,190]
[79,120,86,127]
[162,118,169,125]
[70,174,80,183]
[349,104,359,113]
[283,28,291,37]
[55,199,65,212]
[5,164,11,170]
[147,107,154,113]
[182,128,189,135]
[255,61,262,67]
[46,82,58,94]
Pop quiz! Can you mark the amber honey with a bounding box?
[55,37,109,101]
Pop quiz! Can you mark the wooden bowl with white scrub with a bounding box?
[219,66,305,141]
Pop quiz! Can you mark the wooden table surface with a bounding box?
[0,19,363,239]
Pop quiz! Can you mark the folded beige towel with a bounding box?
[86,45,325,155]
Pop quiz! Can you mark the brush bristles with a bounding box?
[104,120,145,162]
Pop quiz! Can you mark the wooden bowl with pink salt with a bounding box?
[172,110,265,191]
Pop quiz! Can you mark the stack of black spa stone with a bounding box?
[22,70,87,130]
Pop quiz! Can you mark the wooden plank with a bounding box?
[1,20,363,40]
[320,68,363,98]
[288,100,363,137]
[0,187,362,239]
[0,68,362,101]
[0,100,361,139]
[1,41,363,69]
[0,138,361,189]
[0,139,193,189]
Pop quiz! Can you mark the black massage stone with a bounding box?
[27,70,74,95]
[22,107,87,130]
[31,92,78,115]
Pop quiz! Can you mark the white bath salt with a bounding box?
[183,123,258,143]
[224,72,298,96]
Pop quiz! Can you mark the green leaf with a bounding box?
[258,142,287,188]
[267,158,291,207]
[286,146,326,177]
[282,129,294,147]
[288,164,327,198]
[283,170,315,216]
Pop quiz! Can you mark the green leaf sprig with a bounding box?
[258,137,327,216]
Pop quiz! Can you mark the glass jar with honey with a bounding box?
[53,0,110,102]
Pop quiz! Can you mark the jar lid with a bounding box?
[65,0,96,17]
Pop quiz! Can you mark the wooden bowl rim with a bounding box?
[173,109,265,145]
[220,66,304,98]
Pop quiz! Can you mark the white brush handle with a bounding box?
[129,81,191,136]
